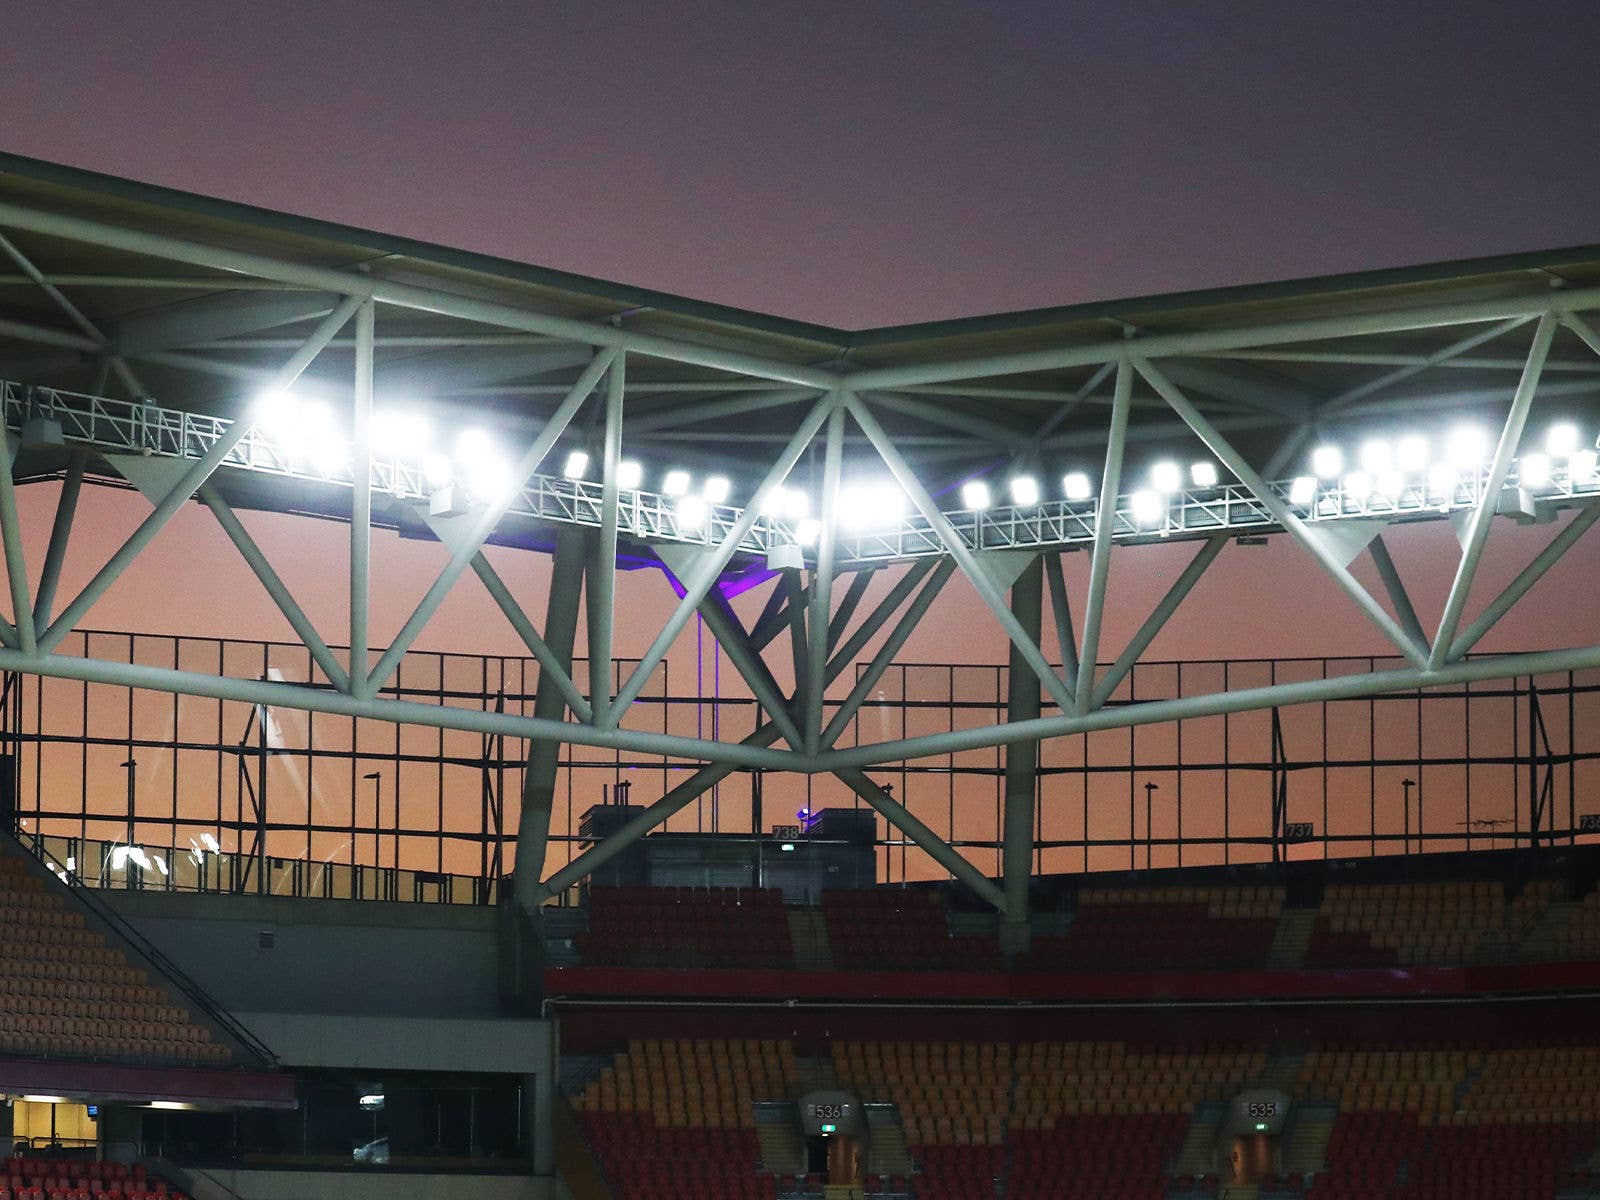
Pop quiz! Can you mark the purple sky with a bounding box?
[6,2,1600,327]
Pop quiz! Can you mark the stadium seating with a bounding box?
[822,889,999,971]
[1305,879,1560,967]
[577,886,794,968]
[0,847,228,1064]
[1020,885,1282,970]
[573,1038,793,1199]
[1,1157,188,1200]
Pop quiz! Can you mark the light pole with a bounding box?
[1144,781,1159,871]
[362,771,384,879]
[1402,777,1416,856]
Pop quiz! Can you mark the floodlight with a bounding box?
[873,482,907,520]
[1520,453,1552,487]
[1396,435,1429,474]
[456,429,512,500]
[1447,425,1490,470]
[616,460,643,489]
[1547,423,1580,458]
[1009,475,1041,506]
[1571,449,1599,484]
[663,469,692,496]
[1062,472,1093,501]
[422,453,453,489]
[372,410,430,457]
[783,489,811,520]
[1427,461,1459,499]
[703,475,731,504]
[312,438,347,479]
[961,480,993,510]
[1150,461,1183,493]
[562,450,590,480]
[454,427,496,464]
[1289,476,1317,505]
[1359,439,1392,474]
[1343,471,1373,501]
[1190,461,1219,488]
[1376,470,1405,499]
[794,518,822,547]
[1130,489,1165,526]
[676,494,708,529]
[1311,445,1343,480]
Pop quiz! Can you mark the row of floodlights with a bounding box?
[1286,423,1599,508]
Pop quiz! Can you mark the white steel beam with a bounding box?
[1074,359,1133,712]
[350,299,374,694]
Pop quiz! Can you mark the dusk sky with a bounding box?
[6,3,1600,874]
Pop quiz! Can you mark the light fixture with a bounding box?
[961,480,993,511]
[1359,439,1392,474]
[1427,461,1458,499]
[1130,489,1165,526]
[872,482,907,521]
[703,475,731,504]
[562,450,590,480]
[779,842,796,852]
[1190,461,1219,488]
[1396,435,1429,474]
[372,411,430,457]
[1062,472,1093,502]
[1009,475,1041,506]
[1571,449,1599,484]
[1376,470,1405,499]
[1289,476,1317,505]
[422,453,453,489]
[663,469,692,496]
[1547,423,1580,458]
[201,833,221,853]
[1149,461,1183,494]
[1311,445,1343,480]
[794,518,822,547]
[454,429,512,501]
[1343,471,1373,501]
[1447,425,1490,470]
[21,1096,68,1105]
[311,438,347,479]
[149,1101,194,1111]
[676,495,708,530]
[616,460,643,489]
[782,489,810,520]
[1520,453,1552,487]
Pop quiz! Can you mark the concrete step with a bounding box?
[1265,908,1318,969]
[757,1114,806,1176]
[1280,1115,1335,1177]
[865,1118,914,1179]
[1516,899,1578,961]
[1172,1110,1224,1178]
[790,908,834,970]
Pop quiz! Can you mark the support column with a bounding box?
[513,527,588,918]
[1000,555,1043,957]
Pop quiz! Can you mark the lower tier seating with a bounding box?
[2,1157,187,1200]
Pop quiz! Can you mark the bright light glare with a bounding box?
[1130,489,1165,526]
[662,469,692,496]
[562,450,590,480]
[616,460,643,489]
[312,438,347,479]
[961,480,993,510]
[676,494,708,529]
[1396,435,1429,473]
[703,475,731,504]
[1190,461,1219,488]
[1571,449,1599,484]
[456,428,512,501]
[1343,471,1373,501]
[1008,475,1040,506]
[1062,472,1093,501]
[1547,423,1580,458]
[1359,439,1392,474]
[201,833,221,852]
[794,517,822,547]
[255,391,333,460]
[1427,461,1458,498]
[1311,445,1343,480]
[841,482,905,530]
[1520,453,1552,487]
[1289,476,1317,505]
[761,485,810,519]
[1376,470,1405,499]
[1448,426,1490,470]
[372,411,430,457]
[423,453,453,489]
[1149,461,1182,494]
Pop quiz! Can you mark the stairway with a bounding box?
[1172,1102,1226,1178]
[1515,899,1578,961]
[796,1056,840,1094]
[790,907,834,970]
[1252,1049,1305,1092]
[1265,908,1318,969]
[1220,1186,1259,1200]
[1280,1101,1337,1178]
[864,1105,915,1180]
[755,1103,806,1176]
[822,1187,865,1200]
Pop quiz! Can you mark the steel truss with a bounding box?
[5,190,1600,918]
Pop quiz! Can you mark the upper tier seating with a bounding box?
[2,1157,187,1200]
[577,886,793,969]
[0,848,227,1065]
[1305,879,1560,967]
[1020,885,1282,971]
[1549,884,1600,962]
[821,890,998,971]
[573,1038,792,1200]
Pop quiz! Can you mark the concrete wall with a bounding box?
[186,1166,567,1200]
[101,891,501,1019]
